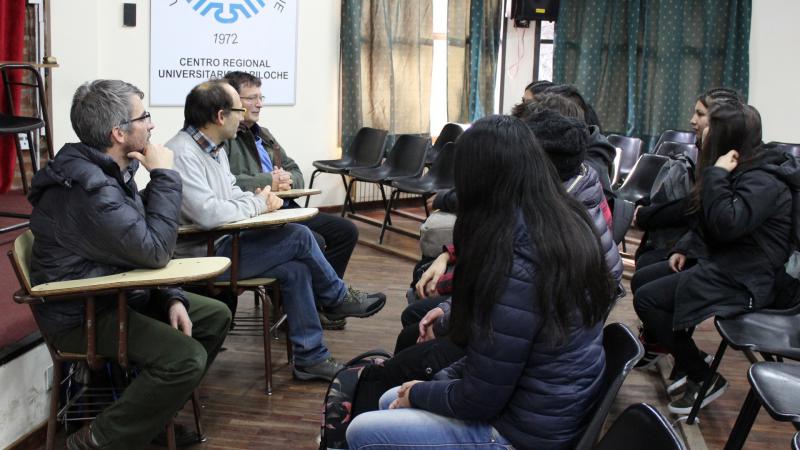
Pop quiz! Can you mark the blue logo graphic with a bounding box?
[184,0,266,24]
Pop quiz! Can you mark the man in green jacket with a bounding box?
[223,71,358,329]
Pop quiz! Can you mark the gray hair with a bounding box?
[70,80,144,150]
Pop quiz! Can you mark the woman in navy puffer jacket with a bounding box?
[347,115,615,450]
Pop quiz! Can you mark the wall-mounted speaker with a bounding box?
[511,0,560,22]
[123,3,136,27]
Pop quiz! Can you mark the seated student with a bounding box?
[633,100,799,414]
[28,80,231,449]
[509,79,555,117]
[346,114,615,450]
[403,94,623,343]
[539,84,616,197]
[221,71,359,329]
[167,80,385,382]
[633,87,745,270]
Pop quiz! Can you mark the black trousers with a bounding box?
[633,261,709,382]
[353,336,465,415]
[300,212,358,278]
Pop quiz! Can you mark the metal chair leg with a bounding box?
[687,340,728,424]
[724,388,762,450]
[378,184,390,224]
[342,178,355,217]
[191,389,205,440]
[379,189,396,244]
[305,170,319,207]
[262,288,273,395]
[165,420,177,450]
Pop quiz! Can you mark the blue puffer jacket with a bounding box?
[409,216,606,450]
[565,164,624,296]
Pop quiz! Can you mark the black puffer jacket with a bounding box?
[671,147,800,329]
[410,215,605,450]
[28,143,187,335]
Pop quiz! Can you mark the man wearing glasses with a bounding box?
[168,80,386,382]
[222,71,359,330]
[27,79,232,449]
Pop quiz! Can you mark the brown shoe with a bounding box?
[66,425,100,450]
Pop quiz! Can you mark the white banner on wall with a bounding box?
[150,0,298,106]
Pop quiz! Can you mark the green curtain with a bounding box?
[553,0,751,149]
[447,0,503,123]
[340,0,433,151]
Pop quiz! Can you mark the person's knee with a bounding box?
[400,303,421,327]
[338,217,358,245]
[311,230,326,252]
[209,300,233,335]
[346,411,387,449]
[169,340,208,387]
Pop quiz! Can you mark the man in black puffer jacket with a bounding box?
[28,80,230,450]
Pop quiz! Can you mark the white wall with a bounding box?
[0,344,51,449]
[748,0,800,143]
[499,21,537,115]
[50,0,344,206]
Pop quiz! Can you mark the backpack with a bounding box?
[649,153,695,204]
[319,350,392,450]
[419,211,456,258]
[647,154,696,249]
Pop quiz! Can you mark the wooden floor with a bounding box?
[51,208,797,450]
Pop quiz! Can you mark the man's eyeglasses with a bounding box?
[228,107,247,114]
[120,111,151,126]
[240,95,265,103]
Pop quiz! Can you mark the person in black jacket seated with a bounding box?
[347,115,615,450]
[27,80,231,450]
[633,87,745,270]
[633,100,800,415]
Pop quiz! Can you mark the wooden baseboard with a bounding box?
[7,420,47,450]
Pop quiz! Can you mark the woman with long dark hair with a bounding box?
[634,100,799,414]
[346,115,614,450]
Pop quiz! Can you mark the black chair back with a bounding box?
[655,141,698,163]
[607,134,643,186]
[593,403,686,450]
[426,123,464,165]
[425,142,456,188]
[614,154,669,204]
[574,323,644,450]
[382,135,429,180]
[653,129,695,151]
[768,141,800,159]
[350,127,389,166]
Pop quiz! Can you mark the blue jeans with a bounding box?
[215,223,347,366]
[345,386,514,450]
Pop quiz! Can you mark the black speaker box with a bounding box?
[123,3,136,27]
[511,0,560,22]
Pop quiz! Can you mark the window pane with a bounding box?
[539,43,553,81]
[541,20,554,40]
[433,0,447,34]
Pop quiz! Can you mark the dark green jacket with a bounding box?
[224,124,304,192]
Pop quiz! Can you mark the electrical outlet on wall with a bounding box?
[44,364,53,392]
[17,133,30,150]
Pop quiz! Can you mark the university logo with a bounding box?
[183,0,265,24]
